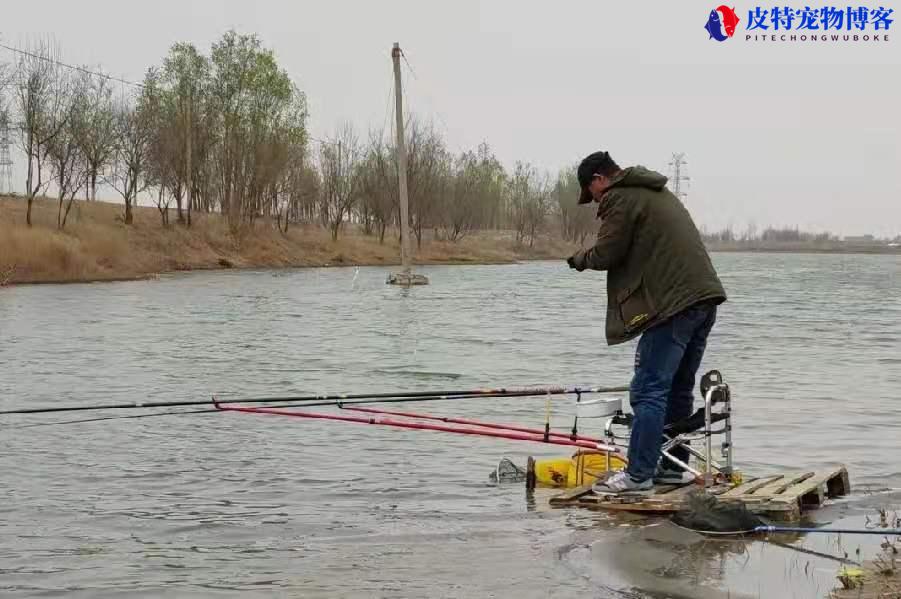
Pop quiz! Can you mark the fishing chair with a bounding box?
[603,370,734,488]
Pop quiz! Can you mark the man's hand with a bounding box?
[567,253,585,271]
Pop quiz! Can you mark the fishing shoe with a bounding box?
[592,471,654,496]
[654,467,696,485]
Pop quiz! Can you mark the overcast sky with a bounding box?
[2,0,900,237]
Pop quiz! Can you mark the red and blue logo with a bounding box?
[705,5,741,40]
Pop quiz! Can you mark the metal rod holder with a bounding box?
[704,386,715,487]
[602,371,733,488]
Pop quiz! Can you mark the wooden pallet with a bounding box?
[549,465,850,521]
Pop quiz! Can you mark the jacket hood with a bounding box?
[608,166,668,192]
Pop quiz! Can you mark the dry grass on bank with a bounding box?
[0,196,576,285]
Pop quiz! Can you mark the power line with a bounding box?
[398,49,459,154]
[1,40,339,152]
[0,42,145,89]
[381,75,394,144]
[400,50,419,82]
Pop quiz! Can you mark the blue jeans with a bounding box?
[625,302,718,482]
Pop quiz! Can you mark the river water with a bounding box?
[1,254,900,598]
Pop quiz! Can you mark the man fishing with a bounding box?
[566,150,727,496]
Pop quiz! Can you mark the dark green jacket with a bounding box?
[570,166,726,345]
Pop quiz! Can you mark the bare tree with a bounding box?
[437,155,476,242]
[0,61,10,97]
[14,38,71,226]
[143,67,188,224]
[190,113,216,216]
[142,74,175,227]
[154,186,172,226]
[508,162,535,244]
[436,143,504,242]
[272,139,311,233]
[107,94,153,224]
[318,123,361,240]
[46,71,88,229]
[289,160,321,224]
[404,117,447,248]
[742,221,758,242]
[71,71,116,202]
[523,173,549,247]
[552,166,594,245]
[356,131,397,243]
[507,162,549,247]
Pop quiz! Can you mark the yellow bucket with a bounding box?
[528,450,627,489]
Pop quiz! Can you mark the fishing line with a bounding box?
[6,408,221,429]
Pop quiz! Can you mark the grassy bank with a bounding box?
[0,196,577,285]
[4,196,898,286]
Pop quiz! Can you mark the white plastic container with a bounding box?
[576,396,623,419]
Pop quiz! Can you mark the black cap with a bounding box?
[577,151,617,204]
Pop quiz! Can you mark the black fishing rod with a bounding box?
[676,521,901,537]
[673,495,901,538]
[7,388,630,429]
[0,385,629,417]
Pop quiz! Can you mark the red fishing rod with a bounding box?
[342,406,604,444]
[215,403,624,452]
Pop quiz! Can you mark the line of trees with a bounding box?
[0,32,597,245]
[700,224,842,244]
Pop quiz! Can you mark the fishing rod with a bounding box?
[8,398,628,455]
[8,399,481,428]
[681,522,901,537]
[672,501,901,537]
[0,385,626,416]
[6,395,566,428]
[215,403,623,452]
[342,406,604,443]
[754,526,901,536]
[2,398,583,429]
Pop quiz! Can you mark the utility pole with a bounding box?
[668,152,690,203]
[387,42,428,286]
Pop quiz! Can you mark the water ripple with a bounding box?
[1,254,900,597]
